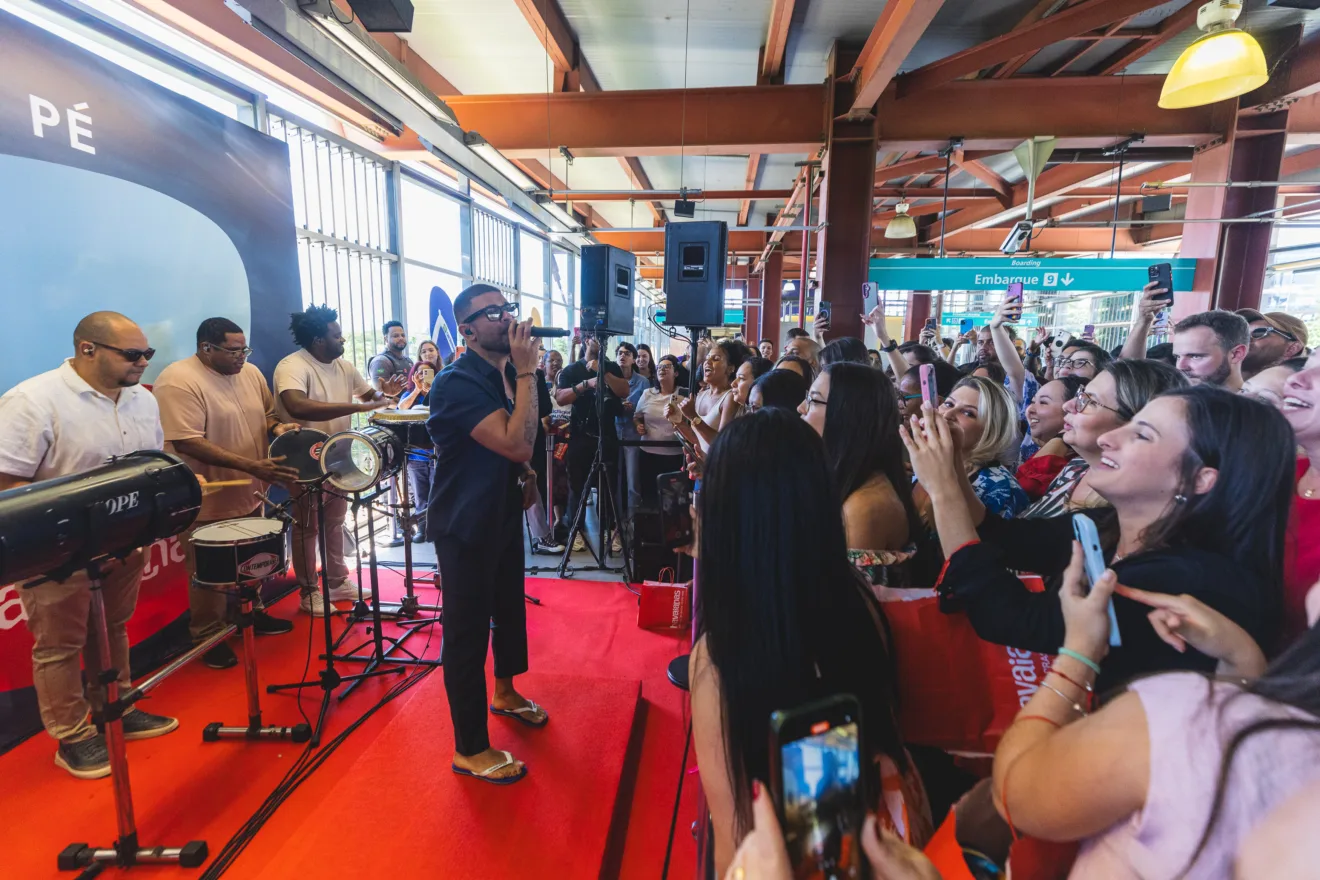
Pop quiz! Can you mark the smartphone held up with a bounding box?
[769,695,866,880]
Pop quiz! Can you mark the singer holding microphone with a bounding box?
[428,284,551,785]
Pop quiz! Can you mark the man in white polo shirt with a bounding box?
[273,304,404,616]
[154,317,303,670]
[0,311,178,779]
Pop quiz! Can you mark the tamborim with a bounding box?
[0,450,201,584]
[320,426,403,492]
[190,517,288,586]
[269,428,329,483]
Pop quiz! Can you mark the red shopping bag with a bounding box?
[637,568,690,631]
[878,586,1054,755]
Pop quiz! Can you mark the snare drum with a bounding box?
[320,426,404,493]
[269,428,329,482]
[190,518,288,586]
[370,408,430,449]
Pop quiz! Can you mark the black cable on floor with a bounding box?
[199,625,438,878]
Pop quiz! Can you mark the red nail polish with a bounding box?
[752,780,762,800]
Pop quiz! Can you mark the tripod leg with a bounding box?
[597,459,634,584]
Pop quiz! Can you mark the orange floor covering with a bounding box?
[0,573,698,879]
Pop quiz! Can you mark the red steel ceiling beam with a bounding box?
[897,0,1175,97]
[870,228,1145,253]
[738,155,765,226]
[1244,33,1320,108]
[875,154,950,182]
[547,188,794,201]
[1094,1,1198,76]
[992,0,1071,79]
[762,0,797,82]
[877,76,1233,152]
[952,152,1013,207]
[510,0,671,225]
[847,0,947,117]
[445,85,827,158]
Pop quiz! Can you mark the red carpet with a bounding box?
[252,671,641,879]
[0,573,698,879]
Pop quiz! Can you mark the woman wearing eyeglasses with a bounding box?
[903,384,1294,692]
[1019,359,1186,519]
[800,363,921,588]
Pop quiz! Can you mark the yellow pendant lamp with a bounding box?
[1159,1,1268,110]
[885,201,917,239]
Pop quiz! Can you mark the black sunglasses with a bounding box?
[1251,325,1296,342]
[89,341,155,363]
[460,302,519,324]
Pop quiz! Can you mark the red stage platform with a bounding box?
[0,575,697,879]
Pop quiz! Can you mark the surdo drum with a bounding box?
[189,518,288,586]
[319,425,403,493]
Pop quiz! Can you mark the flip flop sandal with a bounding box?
[490,700,549,728]
[451,750,527,785]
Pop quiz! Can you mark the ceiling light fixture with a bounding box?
[1159,1,1268,109]
[885,201,917,239]
[463,132,540,193]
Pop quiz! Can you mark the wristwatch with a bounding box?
[882,340,899,353]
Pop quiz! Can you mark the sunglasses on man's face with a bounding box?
[1251,325,1296,342]
[461,302,519,324]
[89,341,155,363]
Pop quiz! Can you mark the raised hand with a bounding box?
[1116,585,1267,678]
[1059,542,1117,666]
[380,374,407,398]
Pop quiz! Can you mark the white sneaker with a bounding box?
[572,533,586,553]
[299,591,327,617]
[610,531,622,554]
[328,581,360,603]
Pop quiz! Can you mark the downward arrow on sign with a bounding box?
[1061,273,1075,286]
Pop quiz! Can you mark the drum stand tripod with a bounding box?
[54,558,208,875]
[201,577,312,744]
[326,483,442,700]
[265,478,404,746]
[374,451,442,624]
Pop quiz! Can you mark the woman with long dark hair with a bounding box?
[634,343,658,387]
[690,411,930,877]
[903,386,1295,692]
[749,368,808,412]
[989,544,1320,879]
[1015,375,1086,499]
[669,338,746,453]
[801,363,921,587]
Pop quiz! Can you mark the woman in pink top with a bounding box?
[989,547,1320,879]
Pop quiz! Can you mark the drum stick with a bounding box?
[201,479,252,493]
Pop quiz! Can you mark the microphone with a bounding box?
[530,327,571,338]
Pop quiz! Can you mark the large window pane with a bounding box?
[520,232,547,297]
[403,262,466,357]
[402,179,463,272]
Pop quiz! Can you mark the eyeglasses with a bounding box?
[1074,389,1123,417]
[88,341,155,363]
[900,393,923,401]
[460,302,519,324]
[209,344,252,357]
[1250,325,1296,342]
[1057,357,1094,370]
[807,394,829,408]
[744,403,761,413]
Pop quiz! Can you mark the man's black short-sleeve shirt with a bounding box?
[557,358,623,443]
[427,350,523,543]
